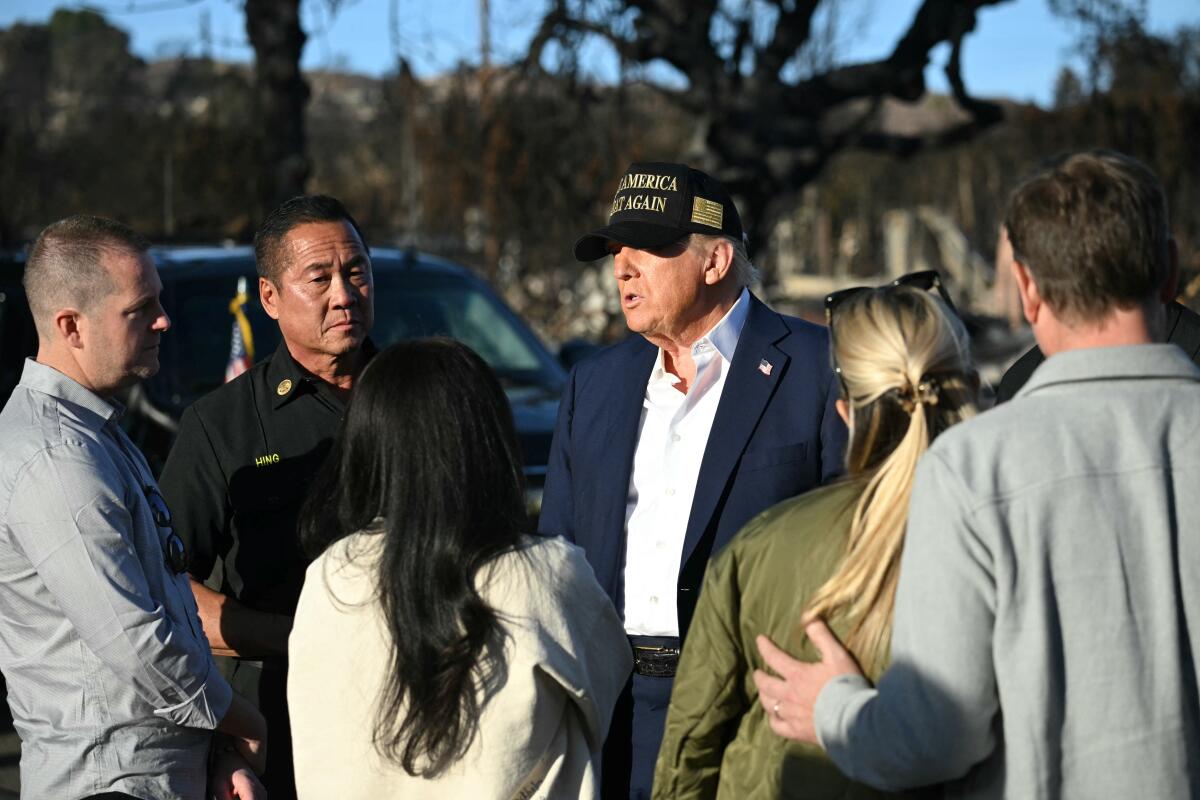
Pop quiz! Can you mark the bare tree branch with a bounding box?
[754,0,822,81]
[728,0,755,84]
[944,3,1004,124]
[527,0,1022,260]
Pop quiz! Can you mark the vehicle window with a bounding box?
[148,257,561,415]
[372,273,544,376]
[156,270,279,410]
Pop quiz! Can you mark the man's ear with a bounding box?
[1011,259,1042,326]
[52,309,84,349]
[259,277,281,321]
[703,239,735,286]
[1160,238,1181,305]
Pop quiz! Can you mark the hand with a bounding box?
[752,620,863,744]
[232,733,267,777]
[216,694,268,774]
[191,578,293,658]
[210,748,268,800]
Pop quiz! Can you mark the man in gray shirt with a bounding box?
[754,150,1200,798]
[0,216,267,799]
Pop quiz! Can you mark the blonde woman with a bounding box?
[652,275,977,800]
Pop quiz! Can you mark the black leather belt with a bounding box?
[629,636,682,677]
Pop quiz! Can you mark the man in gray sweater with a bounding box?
[753,150,1200,798]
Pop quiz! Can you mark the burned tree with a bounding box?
[245,0,310,214]
[526,0,1013,263]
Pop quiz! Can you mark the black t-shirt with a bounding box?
[995,301,1200,403]
[158,342,371,614]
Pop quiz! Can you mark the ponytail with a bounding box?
[802,289,976,671]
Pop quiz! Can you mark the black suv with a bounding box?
[1,246,566,515]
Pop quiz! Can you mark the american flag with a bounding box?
[225,276,254,383]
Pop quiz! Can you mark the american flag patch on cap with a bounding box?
[691,196,724,229]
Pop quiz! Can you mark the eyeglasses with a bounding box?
[143,485,188,575]
[824,270,955,321]
[823,270,956,397]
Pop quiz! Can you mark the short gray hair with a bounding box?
[690,233,760,288]
[24,215,149,335]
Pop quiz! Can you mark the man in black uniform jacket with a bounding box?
[158,195,374,798]
[996,299,1200,401]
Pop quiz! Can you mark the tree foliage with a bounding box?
[0,9,262,243]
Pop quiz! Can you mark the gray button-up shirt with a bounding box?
[0,360,232,799]
[814,344,1200,799]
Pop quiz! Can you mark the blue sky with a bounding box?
[2,0,1196,107]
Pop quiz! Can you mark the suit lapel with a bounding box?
[680,297,790,567]
[592,338,656,599]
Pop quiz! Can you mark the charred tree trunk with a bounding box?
[245,0,309,217]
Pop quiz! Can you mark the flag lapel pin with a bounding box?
[758,359,773,377]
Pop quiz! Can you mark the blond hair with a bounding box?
[802,287,977,672]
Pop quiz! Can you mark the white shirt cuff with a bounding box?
[152,664,234,730]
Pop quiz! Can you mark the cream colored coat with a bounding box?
[288,533,631,800]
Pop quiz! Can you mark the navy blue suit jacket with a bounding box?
[538,294,847,638]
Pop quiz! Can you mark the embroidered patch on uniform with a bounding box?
[276,379,293,396]
[758,359,773,377]
[691,196,724,229]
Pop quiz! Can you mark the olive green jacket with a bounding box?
[652,481,925,800]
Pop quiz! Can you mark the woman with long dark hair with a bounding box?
[287,338,630,799]
[652,279,978,799]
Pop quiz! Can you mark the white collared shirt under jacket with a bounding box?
[623,289,750,637]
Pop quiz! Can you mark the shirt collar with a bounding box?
[1016,343,1200,399]
[648,289,750,389]
[647,348,679,389]
[17,359,122,428]
[697,288,750,364]
[268,339,378,409]
[267,342,309,409]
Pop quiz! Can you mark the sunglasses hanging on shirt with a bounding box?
[143,485,188,575]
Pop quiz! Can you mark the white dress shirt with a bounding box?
[623,289,750,636]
